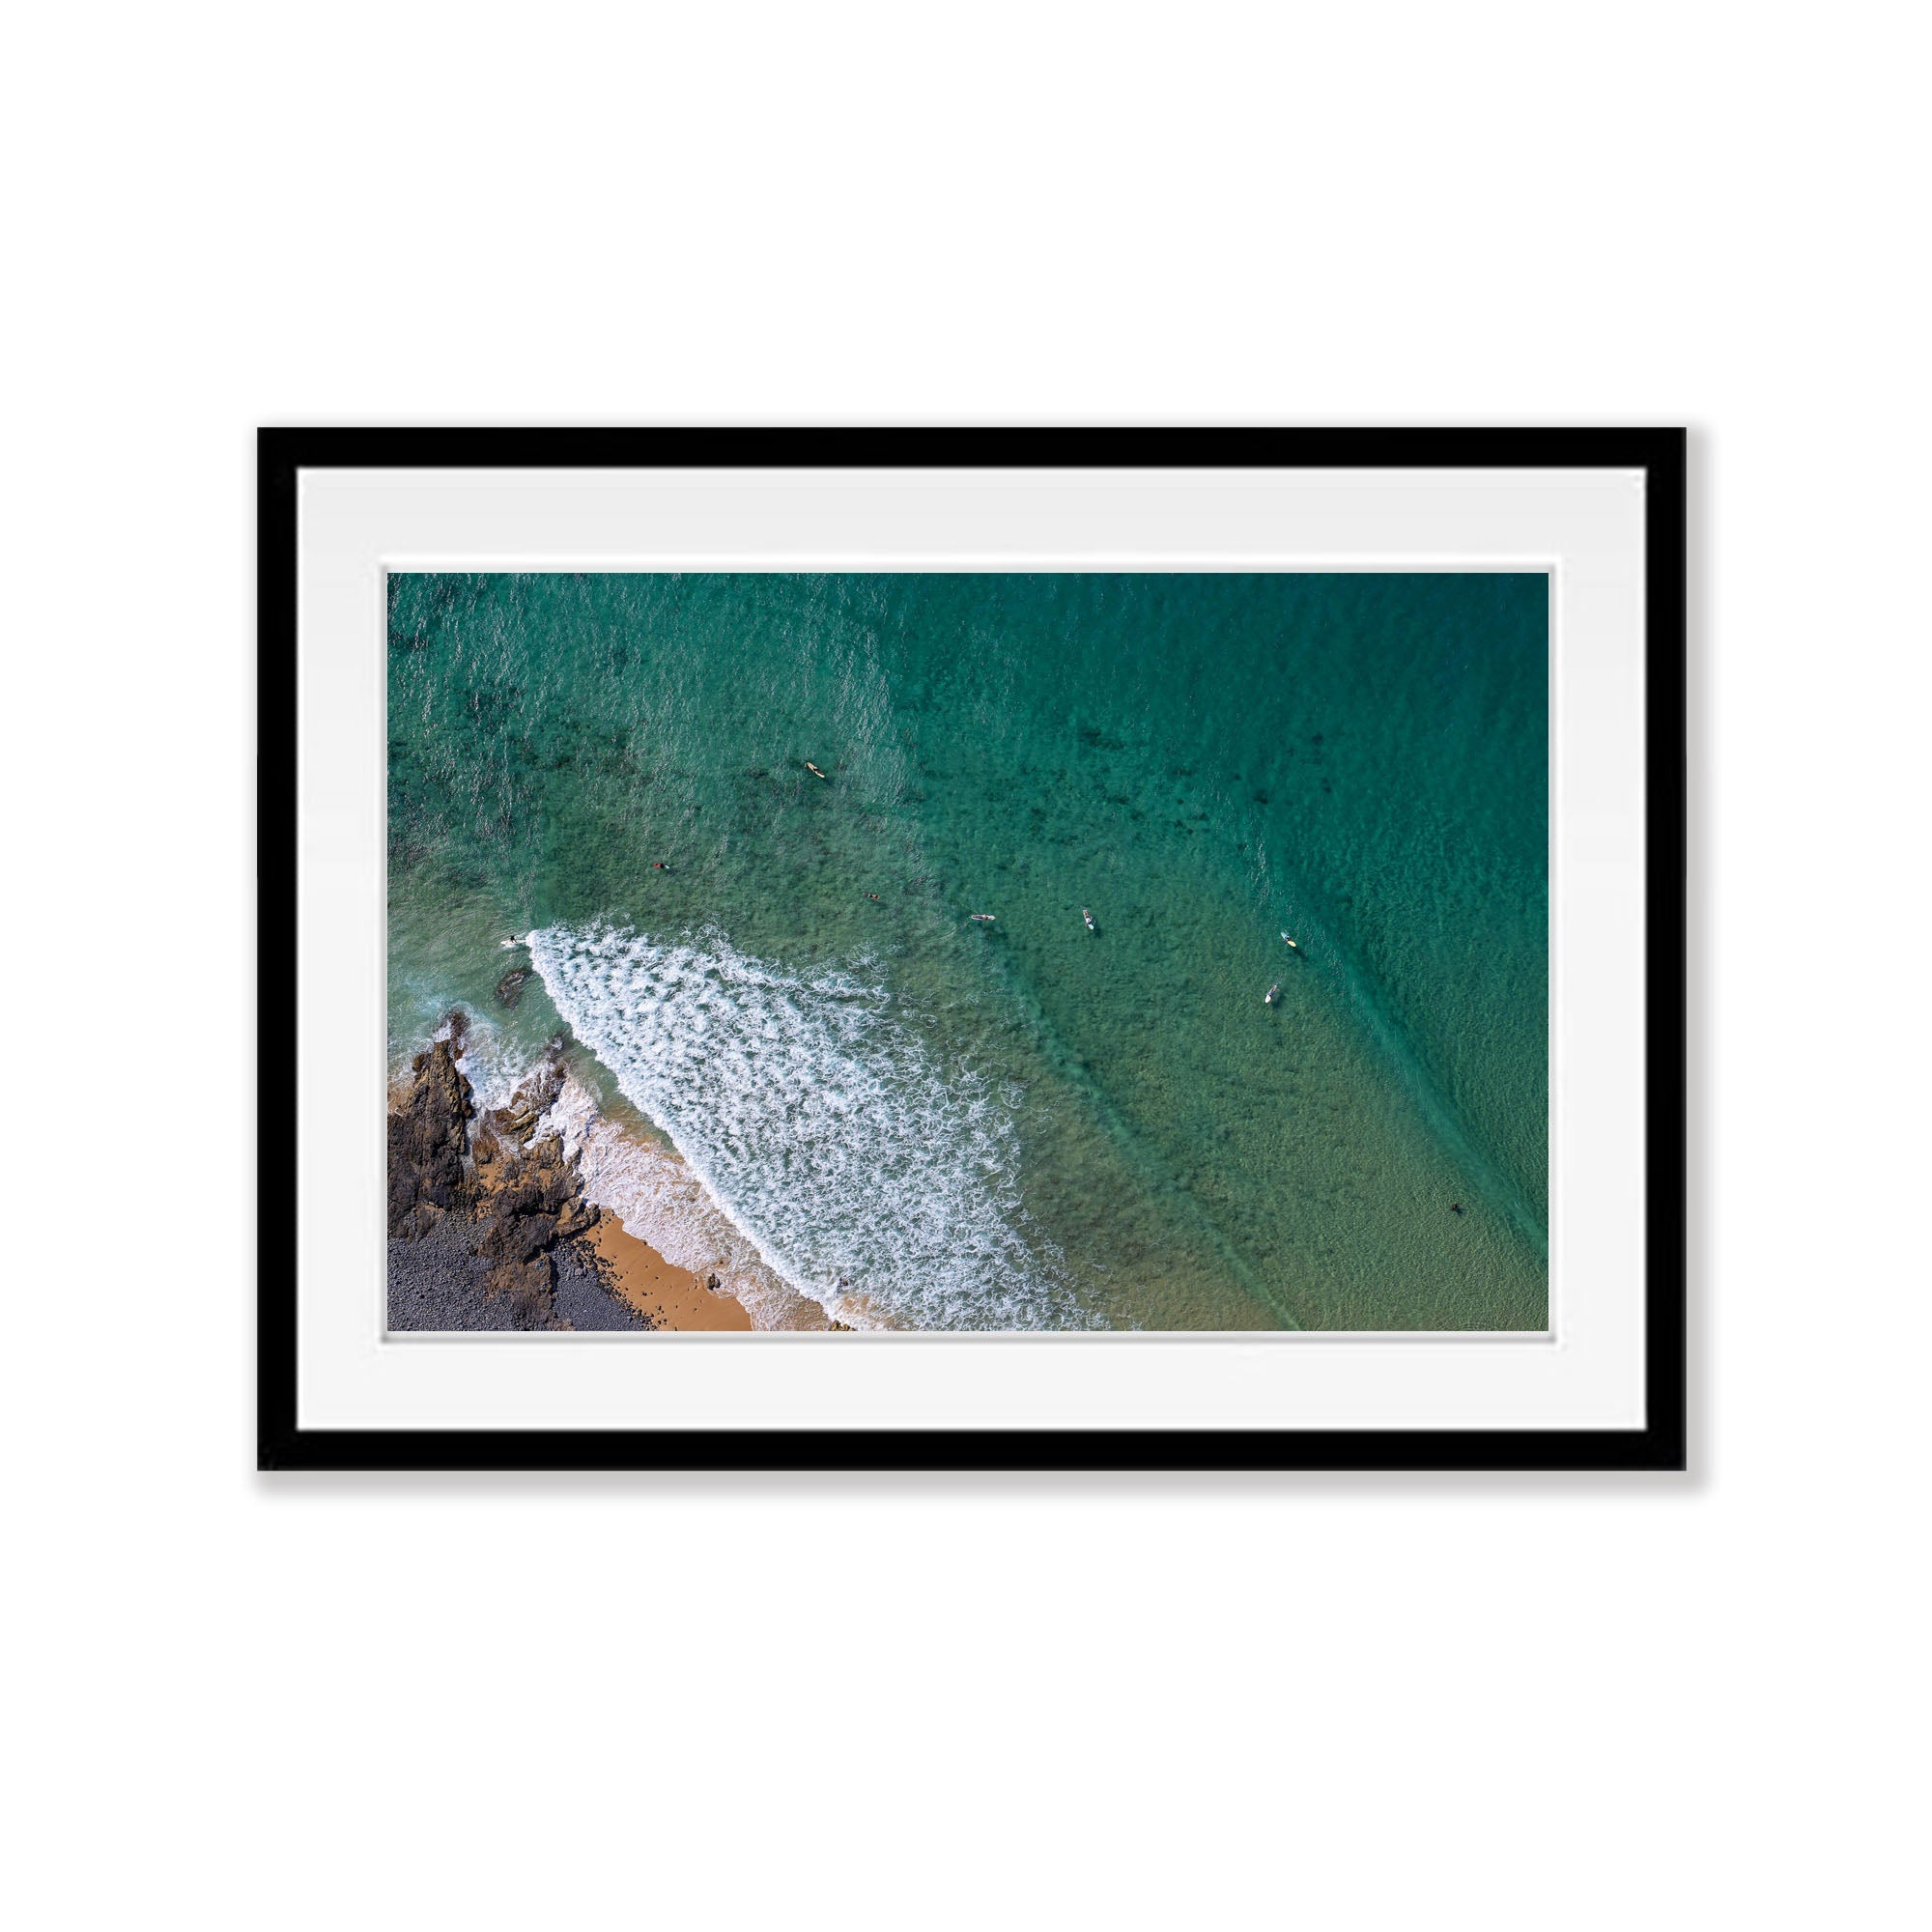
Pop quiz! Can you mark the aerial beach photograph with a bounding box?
[386,570,1549,1334]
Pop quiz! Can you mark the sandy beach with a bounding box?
[587,1211,753,1331]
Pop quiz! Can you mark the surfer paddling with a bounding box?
[969,912,997,923]
[1264,981,1281,1007]
[1280,931,1300,952]
[1082,907,1096,931]
[805,760,830,781]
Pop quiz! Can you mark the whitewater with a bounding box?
[527,923,1095,1330]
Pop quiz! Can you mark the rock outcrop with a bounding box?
[475,1128,600,1264]
[386,1037,473,1240]
[385,1019,597,1327]
[471,1051,597,1266]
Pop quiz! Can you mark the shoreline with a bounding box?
[546,1064,841,1330]
[386,1011,822,1333]
[585,1211,753,1331]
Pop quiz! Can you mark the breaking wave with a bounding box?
[539,1072,817,1330]
[526,923,1094,1330]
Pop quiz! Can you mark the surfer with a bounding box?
[500,934,526,951]
[805,760,829,781]
[1082,907,1096,931]
[1281,931,1300,951]
[970,912,996,923]
[652,861,672,871]
[1264,982,1280,1007]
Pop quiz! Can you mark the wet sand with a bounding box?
[588,1211,753,1331]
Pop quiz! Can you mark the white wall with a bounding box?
[5,4,1924,1927]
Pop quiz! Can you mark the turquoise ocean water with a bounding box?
[387,573,1548,1330]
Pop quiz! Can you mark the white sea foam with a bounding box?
[527,923,1092,1330]
[425,1011,529,1115]
[539,1072,815,1330]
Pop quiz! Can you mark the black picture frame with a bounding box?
[259,427,1686,1473]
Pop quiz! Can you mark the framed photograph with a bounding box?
[260,428,1685,1471]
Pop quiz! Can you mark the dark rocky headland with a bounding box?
[387,1014,648,1331]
